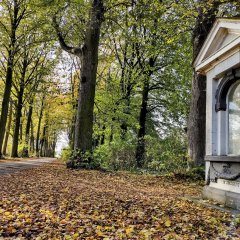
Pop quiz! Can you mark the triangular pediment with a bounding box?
[194,18,240,73]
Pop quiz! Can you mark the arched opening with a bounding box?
[228,81,240,155]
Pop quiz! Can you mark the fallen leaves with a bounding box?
[0,161,239,239]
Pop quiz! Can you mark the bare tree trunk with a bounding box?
[2,100,13,156]
[188,0,220,165]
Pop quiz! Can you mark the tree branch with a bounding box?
[52,15,82,56]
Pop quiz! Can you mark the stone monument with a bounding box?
[193,18,240,209]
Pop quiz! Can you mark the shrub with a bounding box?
[60,147,72,161]
[94,138,136,170]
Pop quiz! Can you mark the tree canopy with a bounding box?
[0,0,239,171]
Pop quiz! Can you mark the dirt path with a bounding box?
[0,158,56,175]
[0,161,239,239]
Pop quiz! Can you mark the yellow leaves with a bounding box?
[166,38,174,45]
[207,217,218,225]
[40,209,54,219]
[25,218,32,223]
[139,229,153,238]
[99,214,106,219]
[125,226,134,236]
[20,194,26,199]
[4,211,11,216]
[17,213,25,219]
[72,233,79,238]
[96,230,105,237]
[64,235,72,240]
[165,220,172,227]
[103,226,113,231]
[3,211,14,220]
[0,163,237,239]
[96,225,102,230]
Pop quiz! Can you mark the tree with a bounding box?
[91,0,194,170]
[11,38,46,157]
[188,0,222,166]
[52,0,104,165]
[0,0,29,158]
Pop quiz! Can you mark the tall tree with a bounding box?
[11,37,46,157]
[2,99,13,156]
[53,0,104,165]
[188,0,220,165]
[0,0,28,158]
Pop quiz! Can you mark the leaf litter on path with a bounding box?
[0,161,239,239]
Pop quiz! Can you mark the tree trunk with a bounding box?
[188,0,220,165]
[135,56,155,168]
[0,50,15,158]
[19,122,23,141]
[11,84,24,157]
[69,100,77,150]
[36,95,45,156]
[23,100,33,157]
[0,1,22,158]
[53,0,104,166]
[135,79,149,168]
[73,0,104,156]
[2,100,13,156]
[30,120,35,153]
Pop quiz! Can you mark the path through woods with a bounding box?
[0,158,56,175]
[0,161,239,239]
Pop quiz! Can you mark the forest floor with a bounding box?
[0,161,239,240]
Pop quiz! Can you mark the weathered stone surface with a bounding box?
[203,186,240,210]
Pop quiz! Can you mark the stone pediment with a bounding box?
[194,18,240,73]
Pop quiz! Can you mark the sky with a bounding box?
[55,131,69,157]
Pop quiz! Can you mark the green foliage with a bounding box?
[66,150,101,169]
[17,143,28,158]
[60,147,72,161]
[173,167,205,181]
[94,139,136,171]
[2,0,238,174]
[145,134,188,173]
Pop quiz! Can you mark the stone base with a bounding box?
[203,185,240,210]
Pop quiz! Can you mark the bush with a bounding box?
[144,133,189,173]
[18,143,29,158]
[94,138,136,171]
[60,147,72,161]
[173,167,205,181]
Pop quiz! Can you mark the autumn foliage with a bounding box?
[0,161,239,239]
